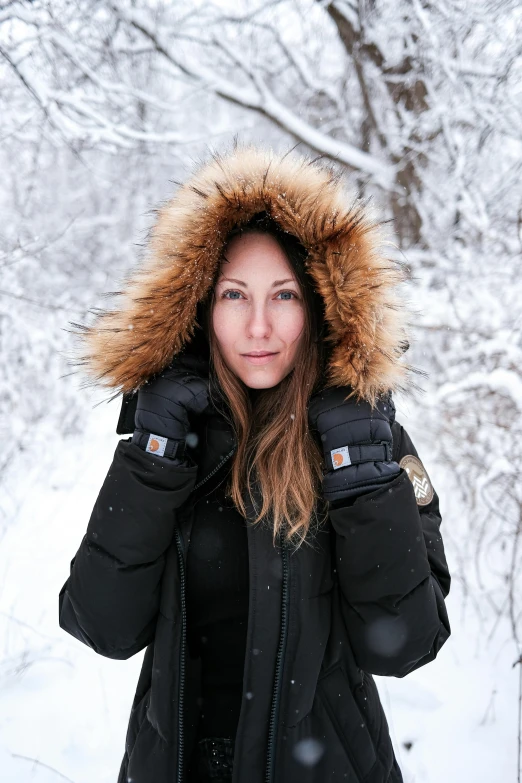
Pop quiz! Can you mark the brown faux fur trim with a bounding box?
[67,145,421,406]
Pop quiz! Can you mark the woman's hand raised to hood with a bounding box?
[131,356,212,463]
[308,385,400,505]
[310,387,452,677]
[58,354,209,660]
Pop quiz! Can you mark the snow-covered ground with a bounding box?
[0,395,518,783]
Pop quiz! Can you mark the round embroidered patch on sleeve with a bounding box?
[399,454,434,506]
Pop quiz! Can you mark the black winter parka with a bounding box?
[58,358,450,783]
[60,146,451,783]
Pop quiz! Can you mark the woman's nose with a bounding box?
[246,303,271,337]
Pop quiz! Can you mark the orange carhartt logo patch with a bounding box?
[146,433,168,457]
[399,454,434,506]
[331,446,351,469]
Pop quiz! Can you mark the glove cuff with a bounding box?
[325,441,393,471]
[323,461,401,503]
[131,429,186,461]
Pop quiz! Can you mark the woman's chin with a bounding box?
[240,367,294,391]
[241,373,280,389]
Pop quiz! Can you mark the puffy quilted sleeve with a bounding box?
[328,420,451,677]
[58,438,198,660]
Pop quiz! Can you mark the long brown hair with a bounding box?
[202,213,329,550]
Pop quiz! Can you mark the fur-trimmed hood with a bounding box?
[68,145,417,406]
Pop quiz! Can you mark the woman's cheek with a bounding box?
[212,304,241,345]
[276,307,305,344]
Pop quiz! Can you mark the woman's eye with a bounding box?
[221,289,243,300]
[221,290,298,300]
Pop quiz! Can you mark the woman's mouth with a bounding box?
[242,352,279,365]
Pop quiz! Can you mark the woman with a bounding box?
[59,145,451,783]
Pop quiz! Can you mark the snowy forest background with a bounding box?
[1,0,521,781]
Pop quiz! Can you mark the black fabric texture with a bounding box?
[116,391,138,435]
[186,473,249,741]
[58,438,198,659]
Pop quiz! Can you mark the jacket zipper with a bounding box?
[192,446,237,492]
[173,445,236,783]
[265,534,290,783]
[174,525,186,783]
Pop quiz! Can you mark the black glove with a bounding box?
[308,385,400,503]
[131,356,211,461]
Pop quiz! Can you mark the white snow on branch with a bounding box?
[115,3,396,187]
[435,368,522,411]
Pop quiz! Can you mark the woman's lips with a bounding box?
[242,352,278,365]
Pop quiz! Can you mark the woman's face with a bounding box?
[212,231,306,389]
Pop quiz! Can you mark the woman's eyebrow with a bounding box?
[218,277,296,287]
